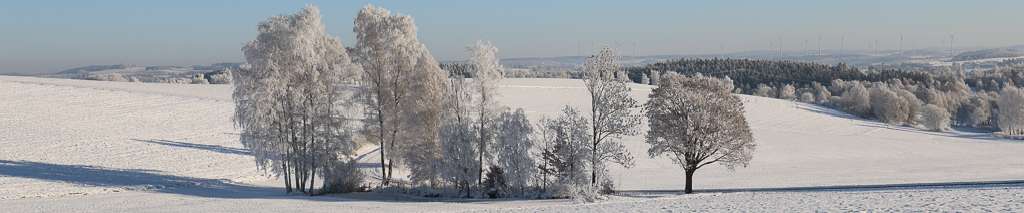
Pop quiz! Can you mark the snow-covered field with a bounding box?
[2,75,1023,212]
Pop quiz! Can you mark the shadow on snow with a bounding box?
[0,160,340,200]
[0,160,545,203]
[131,139,251,156]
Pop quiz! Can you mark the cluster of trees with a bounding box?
[232,5,760,198]
[828,76,1024,135]
[964,66,1024,92]
[82,70,233,84]
[205,69,233,84]
[233,6,360,194]
[85,73,128,82]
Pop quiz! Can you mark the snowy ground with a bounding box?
[2,75,1023,212]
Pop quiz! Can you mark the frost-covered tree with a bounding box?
[640,73,650,85]
[583,47,639,187]
[615,70,630,82]
[538,106,592,195]
[921,104,951,132]
[799,92,815,103]
[440,113,478,196]
[353,4,445,186]
[958,96,992,128]
[645,73,756,194]
[191,73,210,84]
[997,86,1024,135]
[494,108,535,196]
[754,84,775,97]
[438,63,479,195]
[838,81,872,117]
[870,85,910,125]
[897,89,923,125]
[649,70,661,85]
[467,40,504,186]
[812,82,832,104]
[721,76,736,93]
[88,73,128,82]
[209,69,233,84]
[778,84,797,100]
[235,5,359,194]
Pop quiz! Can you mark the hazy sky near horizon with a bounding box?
[2,0,1022,73]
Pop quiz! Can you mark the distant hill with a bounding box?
[42,63,241,83]
[57,64,133,75]
[953,45,1024,61]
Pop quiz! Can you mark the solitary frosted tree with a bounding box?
[645,73,756,194]
[235,5,359,194]
[353,4,445,186]
[468,40,504,186]
[583,47,640,186]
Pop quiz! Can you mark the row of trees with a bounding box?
[627,58,937,93]
[739,70,1024,135]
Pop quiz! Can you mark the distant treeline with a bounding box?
[625,58,939,93]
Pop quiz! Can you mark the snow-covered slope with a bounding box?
[2,76,1023,212]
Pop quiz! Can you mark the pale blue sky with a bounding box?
[2,0,1022,73]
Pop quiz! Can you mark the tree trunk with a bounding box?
[296,160,305,193]
[591,144,597,186]
[309,163,316,194]
[478,109,486,187]
[478,140,484,187]
[386,156,393,185]
[684,169,695,194]
[377,109,388,187]
[283,155,291,193]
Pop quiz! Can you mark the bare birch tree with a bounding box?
[468,40,504,186]
[352,4,445,186]
[583,47,640,187]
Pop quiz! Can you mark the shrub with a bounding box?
[321,158,366,194]
[482,166,506,198]
[800,92,815,103]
